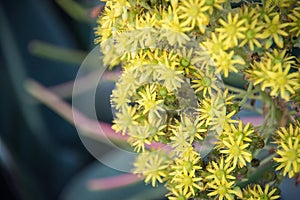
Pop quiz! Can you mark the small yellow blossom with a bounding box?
[265,49,295,67]
[207,177,237,200]
[274,137,300,178]
[205,0,226,15]
[216,13,246,48]
[224,121,254,143]
[261,15,289,48]
[214,50,245,78]
[112,105,139,134]
[178,0,210,32]
[288,6,300,37]
[248,59,299,101]
[245,184,280,200]
[171,151,202,174]
[239,18,264,51]
[133,150,170,187]
[206,157,235,181]
[161,7,191,46]
[238,4,260,25]
[220,136,252,168]
[192,69,219,97]
[137,84,164,115]
[274,122,300,145]
[166,187,192,200]
[172,167,203,195]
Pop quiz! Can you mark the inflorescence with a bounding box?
[95,0,300,199]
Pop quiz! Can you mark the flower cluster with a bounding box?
[96,0,300,199]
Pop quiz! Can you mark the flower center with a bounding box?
[202,77,212,87]
[180,57,190,67]
[277,76,287,85]
[246,29,255,39]
[260,194,270,200]
[183,161,193,171]
[273,57,282,64]
[190,7,200,17]
[286,149,297,161]
[227,25,237,35]
[177,195,187,200]
[218,185,227,195]
[269,24,278,33]
[187,125,197,135]
[183,176,193,185]
[215,169,226,180]
[234,131,244,140]
[231,144,241,156]
[206,0,214,6]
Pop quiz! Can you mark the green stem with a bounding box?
[260,153,276,166]
[55,0,92,23]
[224,84,247,94]
[239,82,254,107]
[29,40,87,65]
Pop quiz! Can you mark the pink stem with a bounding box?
[88,173,141,190]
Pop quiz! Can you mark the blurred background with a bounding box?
[0,0,100,199]
[0,0,160,199]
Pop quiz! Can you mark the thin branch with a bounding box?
[25,79,126,142]
[88,173,141,190]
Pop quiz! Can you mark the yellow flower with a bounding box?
[207,177,237,200]
[135,12,159,48]
[151,50,184,92]
[166,187,192,200]
[128,121,166,152]
[214,50,245,78]
[274,122,300,145]
[246,184,280,200]
[172,167,203,195]
[128,125,152,152]
[211,109,238,135]
[201,32,228,57]
[197,96,223,127]
[261,15,289,48]
[178,0,210,32]
[111,85,130,110]
[267,64,299,101]
[170,128,194,156]
[238,4,260,25]
[265,49,295,67]
[171,151,202,174]
[133,150,170,187]
[216,13,246,48]
[239,18,264,51]
[180,115,207,143]
[288,6,300,37]
[220,136,252,168]
[192,69,219,97]
[205,0,226,15]
[137,84,164,116]
[224,121,254,143]
[160,7,191,46]
[177,47,198,76]
[265,0,296,9]
[205,157,235,181]
[274,137,300,178]
[248,59,299,101]
[112,105,139,135]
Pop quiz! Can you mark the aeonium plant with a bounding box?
[95,0,300,199]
